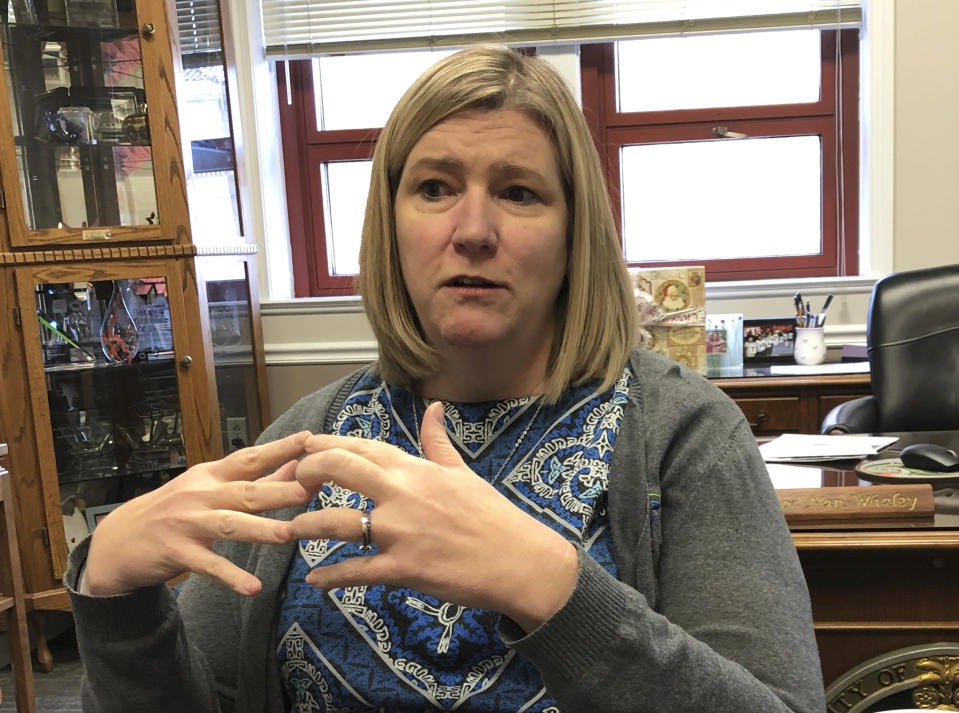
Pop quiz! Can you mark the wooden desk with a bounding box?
[713,368,871,436]
[796,527,959,690]
[774,432,959,690]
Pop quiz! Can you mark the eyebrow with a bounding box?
[405,157,463,174]
[405,157,549,183]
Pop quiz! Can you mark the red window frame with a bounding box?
[580,29,859,280]
[278,59,379,296]
[278,35,858,295]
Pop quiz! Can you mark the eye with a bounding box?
[418,179,449,201]
[502,185,539,205]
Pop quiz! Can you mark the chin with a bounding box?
[435,322,509,348]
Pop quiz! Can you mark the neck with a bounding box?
[418,342,551,402]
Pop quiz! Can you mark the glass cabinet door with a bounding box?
[17,260,210,576]
[37,275,183,554]
[0,1,184,246]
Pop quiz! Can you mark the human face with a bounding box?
[394,109,568,361]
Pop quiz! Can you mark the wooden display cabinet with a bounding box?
[0,1,189,246]
[0,0,269,672]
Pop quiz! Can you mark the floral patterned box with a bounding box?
[630,266,707,374]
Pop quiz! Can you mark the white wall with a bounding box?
[893,0,959,272]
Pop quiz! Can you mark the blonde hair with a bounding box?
[358,45,636,401]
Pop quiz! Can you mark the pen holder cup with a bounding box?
[793,327,826,366]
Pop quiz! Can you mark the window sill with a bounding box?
[261,274,878,316]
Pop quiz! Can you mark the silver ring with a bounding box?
[359,509,373,552]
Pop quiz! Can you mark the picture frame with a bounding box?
[743,317,797,364]
[85,502,120,531]
[706,313,744,369]
[64,0,118,28]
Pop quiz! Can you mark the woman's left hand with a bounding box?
[291,402,578,632]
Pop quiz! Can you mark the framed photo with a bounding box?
[743,318,797,364]
[85,502,121,531]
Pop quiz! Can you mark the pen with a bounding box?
[816,294,834,327]
[793,293,805,326]
[805,301,812,327]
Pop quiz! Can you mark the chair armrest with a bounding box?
[820,396,879,434]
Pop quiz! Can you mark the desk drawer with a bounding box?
[714,371,871,436]
[733,396,801,434]
[819,393,870,424]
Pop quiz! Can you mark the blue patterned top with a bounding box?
[276,366,631,712]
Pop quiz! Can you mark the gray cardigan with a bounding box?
[67,350,825,713]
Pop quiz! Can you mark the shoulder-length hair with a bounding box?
[358,45,636,401]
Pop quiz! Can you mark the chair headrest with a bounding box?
[867,263,959,348]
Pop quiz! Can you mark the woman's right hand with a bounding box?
[83,431,313,597]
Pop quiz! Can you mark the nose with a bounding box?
[451,188,497,253]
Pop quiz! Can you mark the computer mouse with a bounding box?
[900,443,959,473]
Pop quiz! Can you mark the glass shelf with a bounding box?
[1,7,158,232]
[3,24,137,41]
[43,352,175,373]
[36,276,184,514]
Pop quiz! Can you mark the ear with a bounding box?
[419,401,464,468]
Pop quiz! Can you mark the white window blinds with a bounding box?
[261,0,861,58]
[176,0,223,55]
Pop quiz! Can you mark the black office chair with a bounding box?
[821,263,959,434]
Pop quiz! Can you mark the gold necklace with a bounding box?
[411,396,546,485]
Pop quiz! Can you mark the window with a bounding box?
[279,50,455,296]
[175,0,243,247]
[279,31,858,295]
[581,29,859,280]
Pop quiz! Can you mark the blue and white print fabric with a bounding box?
[276,366,631,712]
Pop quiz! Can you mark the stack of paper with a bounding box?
[758,434,899,463]
[769,361,870,376]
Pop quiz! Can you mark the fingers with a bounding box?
[305,553,395,591]
[208,431,311,482]
[291,508,394,590]
[290,508,369,545]
[419,401,465,468]
[260,459,299,483]
[195,509,299,545]
[296,447,391,498]
[304,433,406,465]
[216,479,311,514]
[185,544,263,596]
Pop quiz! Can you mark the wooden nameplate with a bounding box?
[777,484,934,523]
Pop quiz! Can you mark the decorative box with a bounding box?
[631,266,707,374]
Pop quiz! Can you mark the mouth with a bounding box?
[443,275,504,289]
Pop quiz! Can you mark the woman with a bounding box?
[69,46,825,712]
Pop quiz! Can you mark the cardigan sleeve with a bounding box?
[65,372,357,713]
[501,354,825,713]
[66,537,229,713]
